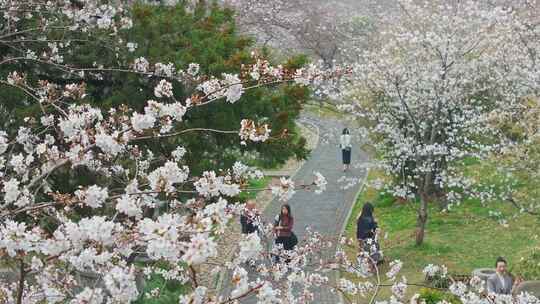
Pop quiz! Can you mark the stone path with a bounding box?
[197,122,319,294]
[219,113,369,303]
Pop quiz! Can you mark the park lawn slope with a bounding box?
[342,163,540,302]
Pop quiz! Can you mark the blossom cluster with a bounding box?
[422,264,448,279]
[239,119,272,145]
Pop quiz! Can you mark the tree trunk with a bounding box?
[16,260,26,304]
[415,192,429,246]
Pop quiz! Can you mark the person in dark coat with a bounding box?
[356,202,383,269]
[357,202,377,240]
[487,257,523,295]
[240,200,259,234]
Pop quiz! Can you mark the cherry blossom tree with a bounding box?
[490,0,540,214]
[492,98,540,216]
[223,0,367,67]
[0,1,335,303]
[0,0,315,176]
[341,0,535,245]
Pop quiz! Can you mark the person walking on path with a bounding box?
[487,256,523,295]
[357,202,383,272]
[240,200,260,235]
[340,128,352,172]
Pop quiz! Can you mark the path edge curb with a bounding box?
[214,119,320,297]
[336,167,370,304]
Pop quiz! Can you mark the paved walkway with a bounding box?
[220,113,369,303]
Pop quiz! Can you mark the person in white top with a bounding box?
[340,128,352,172]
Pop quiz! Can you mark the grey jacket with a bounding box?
[487,272,513,295]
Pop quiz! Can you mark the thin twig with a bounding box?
[506,196,539,215]
[131,128,238,141]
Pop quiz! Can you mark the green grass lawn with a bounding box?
[135,272,190,304]
[304,101,346,119]
[238,176,272,201]
[342,165,540,302]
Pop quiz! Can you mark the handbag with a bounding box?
[290,232,298,247]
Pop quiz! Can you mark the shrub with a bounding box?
[512,247,540,280]
[418,288,462,304]
[425,272,450,289]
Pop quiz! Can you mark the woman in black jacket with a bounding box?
[357,202,377,240]
[356,202,383,268]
